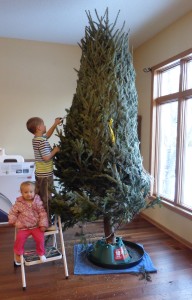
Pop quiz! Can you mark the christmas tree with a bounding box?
[51,9,160,246]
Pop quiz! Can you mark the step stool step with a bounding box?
[23,246,62,266]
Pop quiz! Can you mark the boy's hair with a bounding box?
[26,117,43,134]
[20,181,35,192]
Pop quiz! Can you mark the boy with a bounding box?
[26,117,61,230]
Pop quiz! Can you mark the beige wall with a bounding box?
[0,38,81,159]
[134,11,192,246]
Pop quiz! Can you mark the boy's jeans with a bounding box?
[35,175,53,226]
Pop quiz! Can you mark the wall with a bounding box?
[134,11,192,246]
[0,38,81,159]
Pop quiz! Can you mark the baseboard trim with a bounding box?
[141,213,192,250]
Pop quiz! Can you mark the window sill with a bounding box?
[160,199,192,221]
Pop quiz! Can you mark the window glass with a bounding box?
[187,61,192,89]
[161,65,180,96]
[158,102,178,200]
[181,98,192,208]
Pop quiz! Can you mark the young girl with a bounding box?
[8,181,48,265]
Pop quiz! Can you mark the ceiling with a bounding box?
[0,0,191,49]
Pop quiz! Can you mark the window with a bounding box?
[151,49,192,213]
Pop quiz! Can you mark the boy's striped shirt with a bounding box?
[32,136,53,177]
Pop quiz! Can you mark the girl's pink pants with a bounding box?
[14,227,45,256]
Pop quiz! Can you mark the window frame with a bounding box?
[150,48,192,219]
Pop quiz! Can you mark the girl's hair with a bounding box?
[26,117,43,134]
[20,181,35,192]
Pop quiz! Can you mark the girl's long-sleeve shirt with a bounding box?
[8,194,48,229]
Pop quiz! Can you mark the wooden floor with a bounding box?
[1,216,192,300]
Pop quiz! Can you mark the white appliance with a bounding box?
[0,149,35,224]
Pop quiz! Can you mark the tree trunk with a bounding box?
[104,216,116,244]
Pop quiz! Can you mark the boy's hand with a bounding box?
[46,118,63,138]
[55,117,63,126]
[54,146,60,154]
